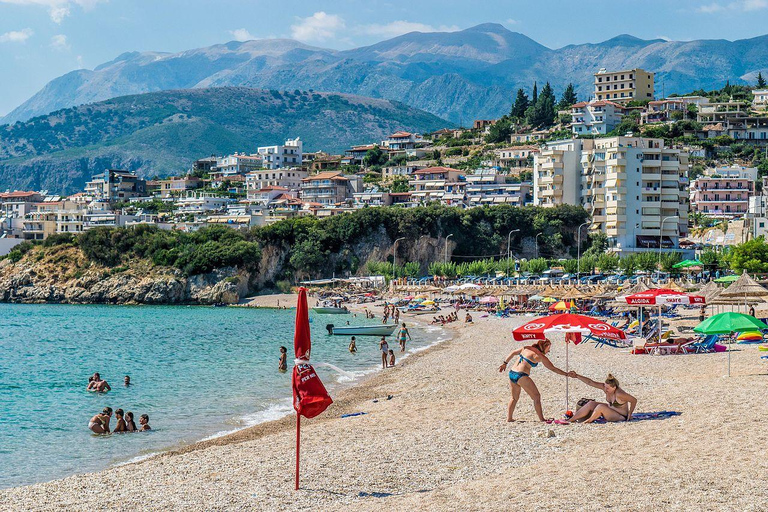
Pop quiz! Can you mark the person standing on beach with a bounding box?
[397,323,411,352]
[379,336,389,369]
[278,346,288,372]
[498,339,570,422]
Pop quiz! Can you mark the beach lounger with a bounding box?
[687,335,719,354]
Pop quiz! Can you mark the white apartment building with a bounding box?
[594,68,654,103]
[571,100,625,135]
[257,137,303,170]
[175,194,233,214]
[245,168,308,201]
[382,131,424,150]
[753,89,768,110]
[408,167,466,206]
[493,146,539,169]
[534,136,689,253]
[214,154,264,179]
[465,170,531,207]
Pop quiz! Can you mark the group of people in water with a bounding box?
[87,372,153,434]
[381,304,400,324]
[430,312,466,325]
[499,339,637,423]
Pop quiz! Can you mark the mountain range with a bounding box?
[0,88,448,194]
[4,23,768,125]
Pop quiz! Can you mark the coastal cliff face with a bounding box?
[0,246,250,305]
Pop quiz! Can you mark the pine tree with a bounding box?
[557,83,578,110]
[526,82,557,128]
[531,82,538,104]
[758,72,767,88]
[510,88,529,119]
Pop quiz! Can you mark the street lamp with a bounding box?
[444,233,454,265]
[393,237,406,279]
[659,216,678,267]
[576,221,590,279]
[507,229,520,276]
[535,232,543,259]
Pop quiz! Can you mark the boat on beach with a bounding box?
[330,324,398,336]
[313,306,350,314]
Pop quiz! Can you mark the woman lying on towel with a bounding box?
[567,372,637,423]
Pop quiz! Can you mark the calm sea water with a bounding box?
[0,304,444,489]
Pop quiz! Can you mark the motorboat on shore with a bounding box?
[328,324,398,336]
[312,306,350,314]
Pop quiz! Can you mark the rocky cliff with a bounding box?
[0,246,250,305]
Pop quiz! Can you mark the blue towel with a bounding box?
[593,411,681,423]
[340,412,367,418]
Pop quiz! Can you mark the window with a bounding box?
[621,74,625,80]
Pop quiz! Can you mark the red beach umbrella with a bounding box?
[619,288,705,306]
[512,314,626,408]
[512,313,627,342]
[292,288,333,490]
[619,289,705,342]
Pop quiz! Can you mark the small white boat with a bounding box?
[403,308,441,315]
[312,307,349,314]
[331,324,398,336]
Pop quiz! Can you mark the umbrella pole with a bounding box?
[565,341,570,410]
[295,413,301,490]
[727,343,731,378]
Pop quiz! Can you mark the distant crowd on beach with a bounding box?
[87,372,152,434]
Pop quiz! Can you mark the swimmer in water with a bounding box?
[349,336,357,353]
[278,346,288,372]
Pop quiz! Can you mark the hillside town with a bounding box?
[4,67,768,256]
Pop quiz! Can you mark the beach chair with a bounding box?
[687,335,719,354]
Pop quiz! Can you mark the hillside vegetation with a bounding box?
[5,204,589,289]
[0,87,449,193]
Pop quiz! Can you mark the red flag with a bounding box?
[294,287,312,361]
[292,288,332,418]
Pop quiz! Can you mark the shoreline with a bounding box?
[4,303,768,510]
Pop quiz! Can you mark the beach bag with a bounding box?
[292,363,333,419]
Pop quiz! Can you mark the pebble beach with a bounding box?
[2,306,767,511]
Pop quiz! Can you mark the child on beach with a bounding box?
[139,414,151,431]
[397,323,411,352]
[278,346,288,372]
[388,349,396,367]
[125,411,138,432]
[380,336,389,369]
[349,336,357,353]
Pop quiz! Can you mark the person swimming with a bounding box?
[139,414,151,431]
[113,409,127,433]
[125,411,138,432]
[87,373,111,393]
[88,407,112,434]
[124,375,131,387]
[278,346,288,372]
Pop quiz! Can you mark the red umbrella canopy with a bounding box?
[294,287,311,361]
[620,288,705,306]
[512,313,627,343]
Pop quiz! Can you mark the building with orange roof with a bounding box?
[409,167,466,205]
[300,171,362,205]
[245,168,308,200]
[382,131,424,150]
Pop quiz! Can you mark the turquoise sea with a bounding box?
[0,304,444,489]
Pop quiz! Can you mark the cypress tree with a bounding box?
[758,72,767,88]
[510,88,529,119]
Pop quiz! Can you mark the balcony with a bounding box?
[606,158,627,167]
[540,161,563,170]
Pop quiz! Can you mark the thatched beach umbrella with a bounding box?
[716,273,768,313]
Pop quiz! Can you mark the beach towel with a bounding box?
[593,411,681,423]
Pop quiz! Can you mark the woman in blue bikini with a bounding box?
[498,339,569,422]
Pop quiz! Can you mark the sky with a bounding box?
[3,0,768,115]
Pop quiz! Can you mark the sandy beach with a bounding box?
[3,304,768,511]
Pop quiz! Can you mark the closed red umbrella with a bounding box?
[292,288,332,490]
[512,314,626,408]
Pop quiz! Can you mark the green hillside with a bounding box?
[0,87,450,194]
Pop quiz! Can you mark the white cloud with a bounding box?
[359,20,459,38]
[506,18,519,25]
[0,28,33,43]
[230,28,256,42]
[76,54,83,68]
[290,11,345,42]
[50,33,70,50]
[0,0,105,23]
[698,0,768,12]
